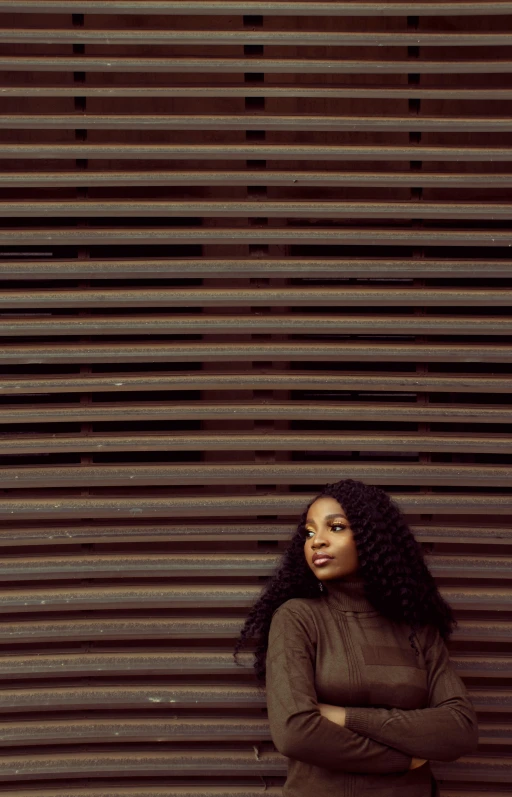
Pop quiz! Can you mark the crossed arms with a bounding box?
[265,602,478,774]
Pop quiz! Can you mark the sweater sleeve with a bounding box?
[344,624,479,762]
[265,602,412,773]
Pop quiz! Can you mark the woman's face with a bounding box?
[304,496,360,581]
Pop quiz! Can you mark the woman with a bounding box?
[234,479,478,796]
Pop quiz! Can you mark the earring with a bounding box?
[318,581,324,592]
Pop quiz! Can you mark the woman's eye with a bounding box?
[305,530,314,538]
[331,524,346,532]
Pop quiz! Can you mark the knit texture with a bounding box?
[265,576,478,796]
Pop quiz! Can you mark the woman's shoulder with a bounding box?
[271,596,324,626]
[269,597,323,646]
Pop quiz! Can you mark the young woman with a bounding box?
[234,478,478,796]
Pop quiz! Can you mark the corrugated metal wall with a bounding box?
[0,0,511,794]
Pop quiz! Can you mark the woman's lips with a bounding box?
[312,555,334,567]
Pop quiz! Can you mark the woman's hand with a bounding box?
[318,702,346,727]
[409,757,428,770]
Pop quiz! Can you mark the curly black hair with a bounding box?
[233,478,455,683]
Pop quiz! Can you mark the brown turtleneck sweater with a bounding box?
[265,576,478,797]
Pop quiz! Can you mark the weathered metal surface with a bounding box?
[0,791,284,797]
[2,56,512,73]
[1,3,511,792]
[5,0,512,15]
[5,170,512,188]
[0,493,510,520]
[1,227,510,247]
[0,144,510,161]
[3,86,512,100]
[0,257,510,278]
[0,790,284,797]
[0,616,246,642]
[0,462,511,489]
[0,372,509,395]
[1,401,511,424]
[7,199,512,220]
[0,341,509,364]
[0,717,271,745]
[0,585,261,613]
[0,431,511,456]
[0,749,286,780]
[4,29,512,46]
[0,313,510,336]
[4,113,512,131]
[0,684,266,712]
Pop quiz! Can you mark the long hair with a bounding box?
[233,478,455,683]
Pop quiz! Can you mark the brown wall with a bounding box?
[0,1,511,794]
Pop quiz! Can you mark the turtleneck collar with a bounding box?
[323,574,376,613]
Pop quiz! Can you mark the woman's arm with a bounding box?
[343,626,479,762]
[317,704,427,770]
[266,603,412,774]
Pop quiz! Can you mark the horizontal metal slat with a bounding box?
[0,617,508,644]
[0,286,509,308]
[0,790,284,797]
[4,114,512,132]
[5,170,512,189]
[5,113,512,132]
[0,651,257,678]
[0,314,510,336]
[0,749,285,780]
[5,0,512,15]
[4,401,512,425]
[1,463,511,489]
[4,29,512,45]
[0,717,270,746]
[0,143,510,161]
[0,585,259,613]
[0,616,246,642]
[7,199,512,220]
[1,228,510,247]
[0,523,508,546]
[0,341,509,365]
[1,431,511,456]
[0,368,512,398]
[0,494,510,522]
[0,552,279,580]
[2,55,510,74]
[0,684,266,712]
[434,756,512,783]
[1,258,510,279]
[4,85,512,100]
[0,552,506,580]
[0,372,509,395]
[0,781,284,797]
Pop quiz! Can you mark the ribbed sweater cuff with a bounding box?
[345,708,411,771]
[345,707,379,739]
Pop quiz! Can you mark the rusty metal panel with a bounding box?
[0,0,511,794]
